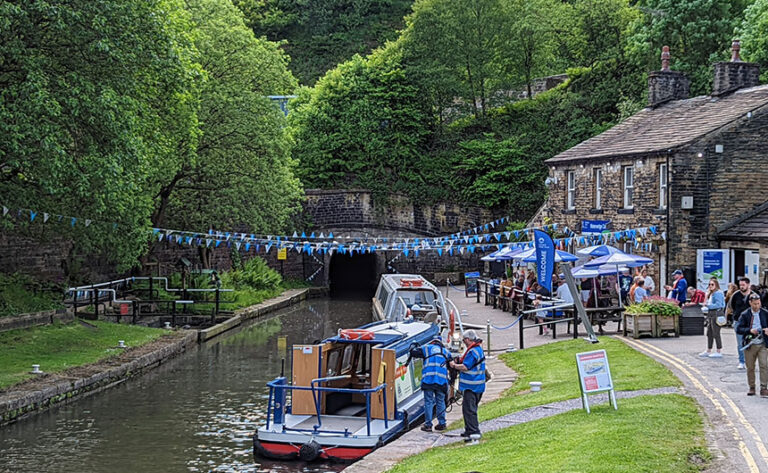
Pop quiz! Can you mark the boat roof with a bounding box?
[379,274,439,292]
[324,320,439,354]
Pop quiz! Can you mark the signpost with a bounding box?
[581,219,611,235]
[277,247,287,277]
[575,349,617,413]
[696,249,730,291]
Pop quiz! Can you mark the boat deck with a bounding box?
[284,414,397,437]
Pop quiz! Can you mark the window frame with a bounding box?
[566,170,576,210]
[593,168,602,209]
[658,163,668,209]
[623,166,634,209]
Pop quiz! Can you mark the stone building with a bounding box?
[537,41,768,291]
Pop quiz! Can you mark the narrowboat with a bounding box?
[253,319,453,463]
[372,274,457,324]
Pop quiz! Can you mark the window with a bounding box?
[326,350,340,376]
[623,166,634,209]
[659,163,668,209]
[566,171,576,210]
[593,168,602,209]
[341,345,355,373]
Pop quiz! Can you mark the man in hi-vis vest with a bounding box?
[410,337,451,432]
[449,329,486,441]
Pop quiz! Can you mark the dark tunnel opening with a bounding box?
[328,252,377,298]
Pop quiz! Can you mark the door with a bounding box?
[370,347,396,420]
[745,250,760,286]
[696,249,731,291]
[291,344,324,415]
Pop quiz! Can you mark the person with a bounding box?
[730,277,756,370]
[665,269,688,306]
[734,293,768,397]
[724,282,738,326]
[499,274,514,311]
[619,270,632,305]
[410,337,451,432]
[699,278,725,358]
[685,286,707,306]
[449,330,486,441]
[642,268,655,296]
[555,274,573,304]
[634,279,648,304]
[629,276,640,303]
[580,277,593,304]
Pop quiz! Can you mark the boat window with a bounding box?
[341,345,355,373]
[326,350,341,376]
[377,284,393,311]
[356,345,370,374]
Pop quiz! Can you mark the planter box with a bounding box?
[623,313,679,339]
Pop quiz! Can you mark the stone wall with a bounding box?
[667,102,768,276]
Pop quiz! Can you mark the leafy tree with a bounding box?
[154,0,302,235]
[233,0,412,84]
[0,0,199,274]
[738,0,768,81]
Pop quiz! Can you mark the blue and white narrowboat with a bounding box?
[254,319,448,463]
[372,274,456,324]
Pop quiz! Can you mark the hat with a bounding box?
[672,269,683,276]
[463,329,479,341]
[749,293,761,301]
[558,273,565,279]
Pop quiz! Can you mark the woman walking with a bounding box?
[700,278,726,358]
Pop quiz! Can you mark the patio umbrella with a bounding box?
[572,263,630,308]
[519,248,579,263]
[584,252,653,307]
[576,245,623,257]
[480,246,523,262]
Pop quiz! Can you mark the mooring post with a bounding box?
[519,314,525,350]
[215,288,220,314]
[486,319,491,355]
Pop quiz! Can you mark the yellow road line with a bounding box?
[627,339,768,467]
[620,337,760,473]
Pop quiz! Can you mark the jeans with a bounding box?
[423,386,447,426]
[462,390,483,436]
[736,332,745,363]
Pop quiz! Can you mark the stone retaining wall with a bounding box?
[0,309,74,333]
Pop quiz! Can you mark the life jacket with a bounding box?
[458,341,486,393]
[421,342,450,385]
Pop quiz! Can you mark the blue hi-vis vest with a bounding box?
[421,344,450,385]
[459,345,486,393]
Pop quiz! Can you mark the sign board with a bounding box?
[581,219,611,234]
[464,271,480,296]
[394,353,422,403]
[696,249,730,291]
[575,349,617,413]
[277,248,287,260]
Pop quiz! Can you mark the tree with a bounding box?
[153,0,302,236]
[625,0,748,95]
[0,0,199,275]
[738,0,768,81]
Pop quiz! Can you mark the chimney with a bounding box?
[712,40,760,96]
[648,46,690,107]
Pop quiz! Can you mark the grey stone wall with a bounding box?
[712,61,760,96]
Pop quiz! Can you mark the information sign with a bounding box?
[277,248,287,260]
[464,271,480,297]
[575,349,617,413]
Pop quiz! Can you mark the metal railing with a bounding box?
[266,377,390,437]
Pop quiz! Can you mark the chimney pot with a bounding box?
[661,46,670,71]
[731,39,742,62]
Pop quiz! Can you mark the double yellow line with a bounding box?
[620,337,768,473]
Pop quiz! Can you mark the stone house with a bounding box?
[537,42,768,292]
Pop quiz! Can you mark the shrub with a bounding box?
[221,257,282,290]
[625,297,681,317]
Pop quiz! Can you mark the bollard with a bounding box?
[31,364,42,374]
[118,340,126,348]
[486,320,491,355]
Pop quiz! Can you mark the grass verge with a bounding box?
[390,394,709,473]
[0,320,167,389]
[475,337,680,423]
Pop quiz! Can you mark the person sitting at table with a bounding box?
[555,274,573,304]
[499,274,514,311]
[685,286,707,306]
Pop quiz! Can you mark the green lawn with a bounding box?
[0,320,167,389]
[390,394,708,473]
[475,337,681,423]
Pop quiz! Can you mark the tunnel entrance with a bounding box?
[328,252,377,298]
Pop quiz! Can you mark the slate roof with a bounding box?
[547,84,768,164]
[718,201,768,242]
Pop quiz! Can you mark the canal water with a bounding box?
[0,297,371,473]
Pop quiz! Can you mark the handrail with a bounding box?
[311,375,352,430]
[265,379,390,436]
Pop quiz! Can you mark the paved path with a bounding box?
[618,330,768,473]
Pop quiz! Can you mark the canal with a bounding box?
[0,297,371,473]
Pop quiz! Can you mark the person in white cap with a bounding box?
[449,330,486,441]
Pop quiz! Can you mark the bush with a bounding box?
[0,273,64,317]
[625,296,681,317]
[221,257,282,290]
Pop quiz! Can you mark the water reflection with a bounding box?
[0,298,370,473]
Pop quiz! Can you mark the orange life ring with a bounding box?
[340,329,375,340]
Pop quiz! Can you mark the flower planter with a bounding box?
[622,313,679,338]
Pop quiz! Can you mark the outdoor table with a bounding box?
[585,306,624,334]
